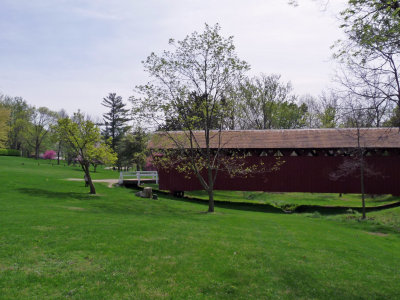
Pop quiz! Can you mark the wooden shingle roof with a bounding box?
[148,128,400,149]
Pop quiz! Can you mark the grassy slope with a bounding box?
[1,157,400,299]
[145,184,399,209]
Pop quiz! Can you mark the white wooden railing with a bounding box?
[119,171,158,185]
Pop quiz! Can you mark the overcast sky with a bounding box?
[0,0,346,119]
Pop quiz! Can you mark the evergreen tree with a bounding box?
[101,93,131,151]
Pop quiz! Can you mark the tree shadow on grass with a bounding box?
[17,188,93,201]
[134,187,285,214]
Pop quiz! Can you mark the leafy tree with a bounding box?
[317,92,340,128]
[25,107,57,159]
[334,0,400,121]
[300,94,321,128]
[0,95,31,153]
[132,24,252,212]
[0,105,10,148]
[385,106,400,126]
[101,93,131,151]
[118,127,148,171]
[53,109,69,165]
[88,141,116,172]
[56,112,117,194]
[238,74,306,129]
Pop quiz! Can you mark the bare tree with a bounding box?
[330,98,383,219]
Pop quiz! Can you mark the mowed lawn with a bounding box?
[144,184,400,210]
[1,157,400,299]
[186,190,399,208]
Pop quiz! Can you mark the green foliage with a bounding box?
[132,23,251,212]
[117,127,148,170]
[101,93,131,151]
[340,0,400,55]
[238,74,306,129]
[318,105,337,128]
[384,106,400,127]
[0,106,10,148]
[0,95,31,152]
[132,23,249,131]
[24,106,58,159]
[334,0,400,117]
[88,141,117,166]
[56,112,117,194]
[0,149,20,156]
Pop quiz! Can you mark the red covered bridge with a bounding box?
[148,128,400,195]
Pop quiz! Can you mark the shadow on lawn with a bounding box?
[17,188,93,201]
[135,187,284,214]
[134,187,400,215]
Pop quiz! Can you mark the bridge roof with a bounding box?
[148,128,400,149]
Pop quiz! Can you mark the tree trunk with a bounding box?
[207,189,215,213]
[35,144,39,160]
[57,142,61,165]
[82,164,96,194]
[207,166,214,213]
[360,155,366,220]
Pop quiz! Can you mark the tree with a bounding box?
[54,109,69,165]
[25,106,57,159]
[238,74,306,129]
[56,112,117,194]
[317,92,340,128]
[118,127,148,171]
[0,95,31,153]
[334,0,400,122]
[101,93,131,151]
[299,94,321,128]
[132,24,252,212]
[0,105,10,148]
[330,97,381,219]
[88,141,116,173]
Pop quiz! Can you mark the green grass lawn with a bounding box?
[145,184,400,210]
[1,156,400,299]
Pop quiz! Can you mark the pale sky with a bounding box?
[0,0,346,119]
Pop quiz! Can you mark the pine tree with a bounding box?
[101,93,131,151]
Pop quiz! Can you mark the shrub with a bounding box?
[43,150,56,160]
[0,149,21,156]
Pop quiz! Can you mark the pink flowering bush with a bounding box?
[43,150,56,160]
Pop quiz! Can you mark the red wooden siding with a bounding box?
[158,156,400,195]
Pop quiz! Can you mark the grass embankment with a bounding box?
[145,183,400,211]
[1,156,400,299]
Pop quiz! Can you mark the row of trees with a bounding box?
[131,13,400,212]
[0,93,148,170]
[0,93,148,194]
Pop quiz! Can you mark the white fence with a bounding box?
[119,171,158,185]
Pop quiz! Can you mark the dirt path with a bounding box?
[65,178,119,188]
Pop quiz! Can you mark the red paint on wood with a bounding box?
[158,156,400,195]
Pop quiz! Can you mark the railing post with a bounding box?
[137,171,141,186]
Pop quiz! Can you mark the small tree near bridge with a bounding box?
[56,112,117,194]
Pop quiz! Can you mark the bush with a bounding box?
[0,149,21,156]
[43,150,56,160]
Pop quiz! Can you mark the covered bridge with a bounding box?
[148,128,400,195]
